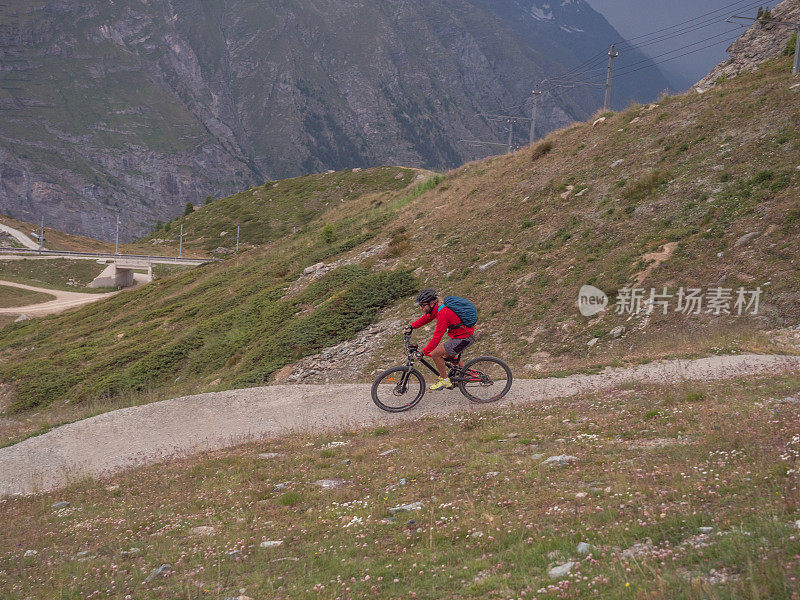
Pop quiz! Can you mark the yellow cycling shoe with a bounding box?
[429,377,453,391]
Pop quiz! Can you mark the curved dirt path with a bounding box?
[1,353,798,497]
[0,280,115,317]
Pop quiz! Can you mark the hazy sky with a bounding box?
[585,0,760,87]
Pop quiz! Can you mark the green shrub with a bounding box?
[784,32,797,56]
[750,170,773,186]
[531,140,553,161]
[279,492,302,506]
[320,223,337,244]
[622,171,670,204]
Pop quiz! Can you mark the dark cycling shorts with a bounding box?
[444,336,475,357]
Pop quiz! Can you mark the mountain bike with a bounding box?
[371,333,513,412]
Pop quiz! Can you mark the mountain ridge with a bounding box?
[0,0,673,241]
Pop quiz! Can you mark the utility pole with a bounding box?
[794,12,800,75]
[114,215,120,254]
[529,86,542,145]
[38,216,44,254]
[604,44,618,111]
[236,224,240,254]
[179,223,183,258]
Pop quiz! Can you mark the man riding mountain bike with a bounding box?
[403,288,476,391]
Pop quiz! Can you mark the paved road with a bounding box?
[0,280,116,316]
[0,223,41,250]
[1,353,797,496]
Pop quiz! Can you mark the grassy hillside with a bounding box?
[0,285,54,308]
[137,166,428,254]
[0,259,109,292]
[2,374,800,598]
[1,56,799,424]
[0,215,114,253]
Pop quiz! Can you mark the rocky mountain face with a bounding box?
[0,0,673,241]
[696,0,799,90]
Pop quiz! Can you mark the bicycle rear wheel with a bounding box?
[458,356,513,403]
[371,366,426,412]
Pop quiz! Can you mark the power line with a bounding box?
[543,0,763,85]
[620,0,761,45]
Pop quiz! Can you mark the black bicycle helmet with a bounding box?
[416,288,437,306]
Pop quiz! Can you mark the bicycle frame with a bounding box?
[401,336,476,385]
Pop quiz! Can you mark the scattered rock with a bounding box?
[351,167,362,172]
[622,540,653,558]
[791,83,800,91]
[486,471,500,478]
[530,453,545,460]
[610,325,626,339]
[577,542,593,555]
[14,314,30,323]
[575,492,588,499]
[260,540,284,548]
[610,159,624,168]
[473,569,492,583]
[734,232,759,248]
[592,117,606,127]
[629,117,641,124]
[24,549,38,557]
[548,562,575,579]
[220,231,228,237]
[212,247,235,255]
[144,564,173,583]
[389,501,423,514]
[314,479,344,489]
[303,262,326,275]
[679,567,740,584]
[379,449,397,456]
[587,338,598,347]
[191,526,215,535]
[223,595,253,600]
[470,531,484,538]
[698,526,714,534]
[120,547,141,556]
[478,260,498,271]
[227,549,242,559]
[51,501,70,509]
[794,520,800,529]
[542,455,577,466]
[394,172,405,180]
[258,452,283,459]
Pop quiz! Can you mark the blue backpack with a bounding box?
[442,296,479,328]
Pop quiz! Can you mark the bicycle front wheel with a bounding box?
[458,356,513,403]
[371,366,426,412]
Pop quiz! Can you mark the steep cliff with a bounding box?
[696,0,799,90]
[0,0,673,240]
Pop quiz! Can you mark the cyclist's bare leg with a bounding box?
[430,345,451,379]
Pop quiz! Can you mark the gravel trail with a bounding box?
[1,353,798,496]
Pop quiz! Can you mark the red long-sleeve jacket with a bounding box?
[411,304,475,356]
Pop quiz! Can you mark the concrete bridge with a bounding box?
[0,248,215,288]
